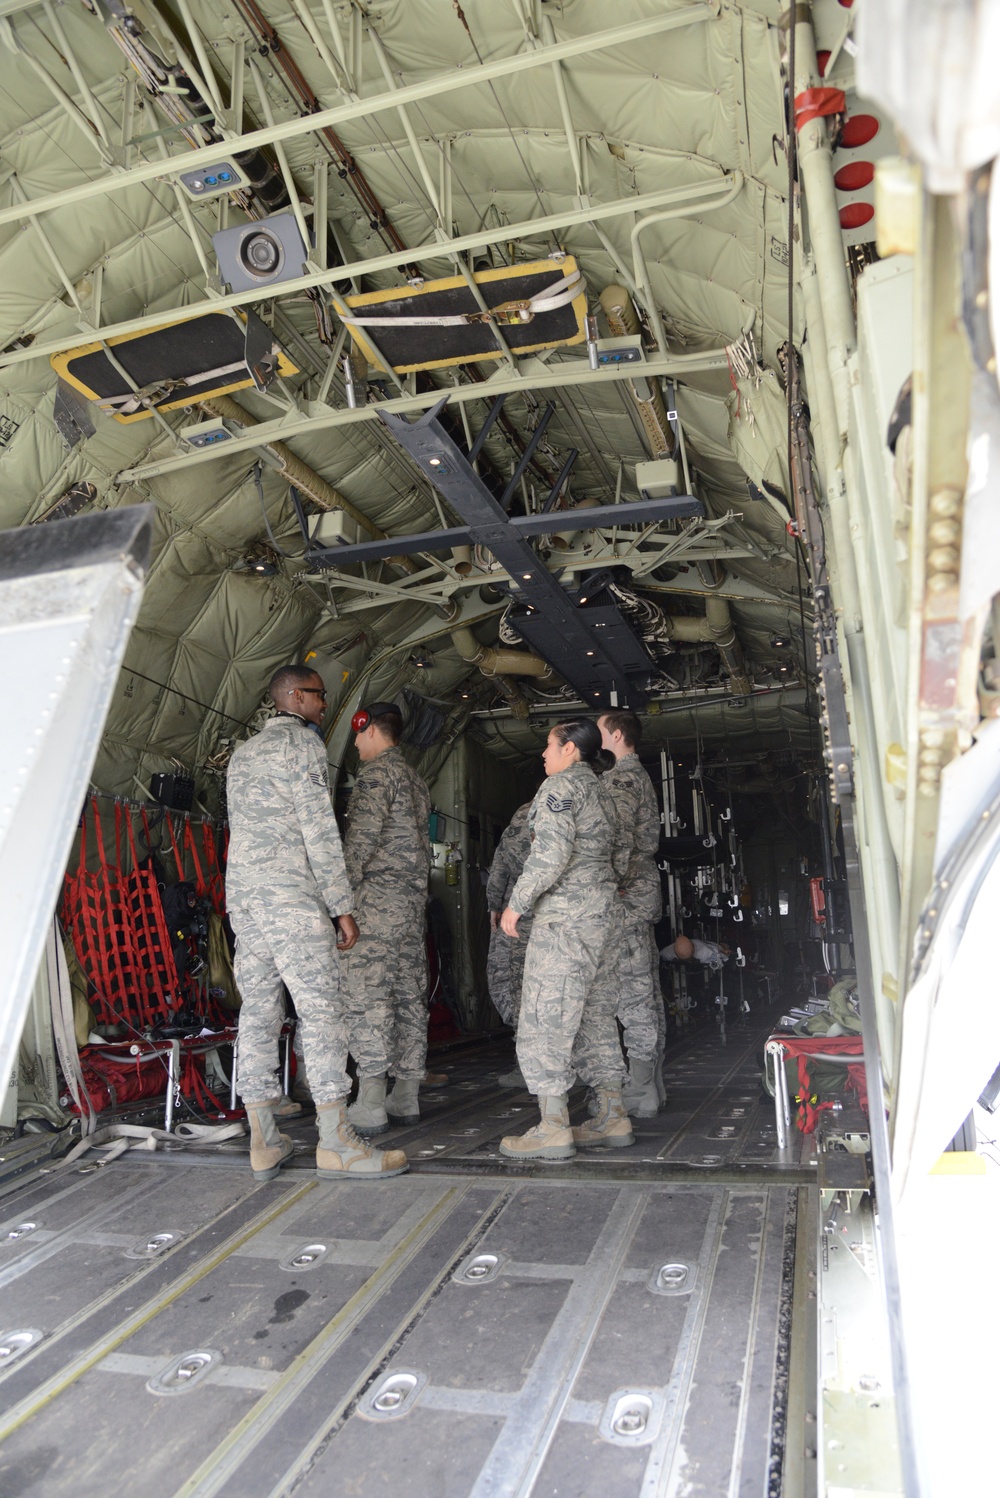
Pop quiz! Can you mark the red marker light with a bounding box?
[351,709,370,732]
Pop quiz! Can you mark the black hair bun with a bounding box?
[557,717,602,764]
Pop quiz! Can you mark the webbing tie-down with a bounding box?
[340,271,584,329]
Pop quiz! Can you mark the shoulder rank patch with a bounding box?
[545,792,572,813]
[309,769,329,788]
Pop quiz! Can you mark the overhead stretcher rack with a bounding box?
[340,257,588,373]
[50,308,298,422]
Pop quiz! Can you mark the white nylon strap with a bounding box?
[340,271,584,329]
[54,1119,246,1169]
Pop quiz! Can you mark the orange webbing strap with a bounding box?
[793,1053,836,1135]
[165,811,186,881]
[123,805,185,1023]
[181,1047,223,1114]
[200,823,226,914]
[183,815,206,900]
[92,800,135,1022]
[62,800,131,1027]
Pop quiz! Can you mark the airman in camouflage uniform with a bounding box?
[342,702,432,1133]
[486,802,532,1027]
[227,667,407,1181]
[598,711,666,1115]
[499,722,634,1160]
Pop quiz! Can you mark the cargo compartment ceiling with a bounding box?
[0,0,831,800]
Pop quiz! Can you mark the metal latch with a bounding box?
[125,1231,177,1260]
[648,1261,696,1296]
[598,1388,666,1447]
[357,1369,427,1421]
[453,1251,505,1285]
[147,1348,222,1396]
[280,1243,329,1273]
[0,1328,43,1364]
[469,300,533,325]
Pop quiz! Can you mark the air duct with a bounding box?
[451,626,558,684]
[451,626,554,720]
[550,496,601,549]
[199,394,417,573]
[703,596,752,695]
[600,285,675,457]
[652,599,753,696]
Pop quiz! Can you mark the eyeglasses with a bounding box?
[298,687,327,700]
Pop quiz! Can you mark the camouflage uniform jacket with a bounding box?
[508,762,619,925]
[344,745,432,903]
[486,803,532,911]
[603,753,662,924]
[226,715,353,916]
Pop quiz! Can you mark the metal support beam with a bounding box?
[467,395,507,465]
[541,448,579,512]
[0,174,738,372]
[40,0,112,146]
[0,17,115,163]
[116,347,738,483]
[305,491,704,569]
[631,175,746,356]
[0,6,717,231]
[499,402,555,510]
[791,8,857,433]
[373,397,672,708]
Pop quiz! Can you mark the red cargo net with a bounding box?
[61,798,184,1029]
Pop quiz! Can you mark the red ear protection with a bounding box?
[351,709,371,732]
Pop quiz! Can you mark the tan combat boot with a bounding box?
[385,1078,420,1124]
[316,1102,409,1179]
[422,1069,449,1086]
[572,1089,635,1149]
[621,1059,659,1118]
[273,1095,303,1118]
[347,1074,390,1136]
[246,1101,295,1180]
[499,1095,575,1161]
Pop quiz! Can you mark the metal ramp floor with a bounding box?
[0,1014,813,1498]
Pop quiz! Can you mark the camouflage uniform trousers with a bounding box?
[486,916,532,1028]
[230,893,350,1106]
[612,910,666,1065]
[515,916,625,1097]
[341,889,429,1082]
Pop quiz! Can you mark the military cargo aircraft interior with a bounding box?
[1,2,999,1496]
